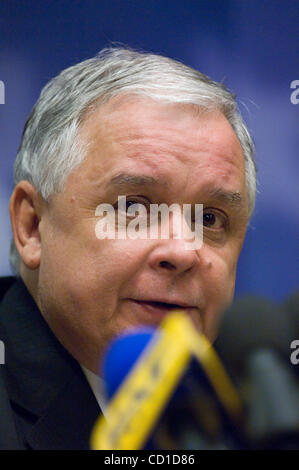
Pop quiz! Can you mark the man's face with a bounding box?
[36,97,248,373]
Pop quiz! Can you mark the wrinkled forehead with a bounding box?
[79,94,243,164]
[68,96,247,206]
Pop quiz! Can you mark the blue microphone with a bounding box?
[102,328,155,400]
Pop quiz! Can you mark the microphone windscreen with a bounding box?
[101,328,155,400]
[214,296,294,375]
[283,290,299,338]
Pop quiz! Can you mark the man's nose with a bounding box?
[147,239,199,275]
[147,207,201,275]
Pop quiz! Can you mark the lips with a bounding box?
[127,299,203,331]
[133,300,193,311]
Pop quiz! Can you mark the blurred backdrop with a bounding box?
[0,0,298,301]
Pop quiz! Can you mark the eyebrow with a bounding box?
[108,173,161,188]
[206,187,244,210]
[107,173,245,210]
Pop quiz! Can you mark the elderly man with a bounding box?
[0,48,255,449]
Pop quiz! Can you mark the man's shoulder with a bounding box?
[0,275,100,449]
[0,276,25,449]
[0,276,17,303]
[0,276,34,323]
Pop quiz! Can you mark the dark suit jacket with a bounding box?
[0,276,100,450]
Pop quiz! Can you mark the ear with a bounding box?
[9,181,43,270]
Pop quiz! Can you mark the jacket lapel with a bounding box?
[25,359,100,450]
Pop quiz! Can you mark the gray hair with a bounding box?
[10,47,256,274]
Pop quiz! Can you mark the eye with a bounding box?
[114,196,150,218]
[126,200,147,216]
[203,208,228,230]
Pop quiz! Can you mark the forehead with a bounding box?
[80,95,241,153]
[75,96,246,200]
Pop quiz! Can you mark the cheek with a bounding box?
[44,227,143,304]
[202,248,238,341]
[41,206,145,298]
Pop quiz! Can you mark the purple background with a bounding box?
[0,0,298,301]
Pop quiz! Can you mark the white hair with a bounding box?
[10,47,256,273]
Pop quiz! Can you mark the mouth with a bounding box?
[133,300,192,311]
[128,299,203,331]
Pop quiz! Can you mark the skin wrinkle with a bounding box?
[107,173,245,215]
[15,97,248,374]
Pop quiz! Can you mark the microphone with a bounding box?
[90,311,248,450]
[214,296,299,449]
[284,290,299,338]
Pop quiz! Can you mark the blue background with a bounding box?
[0,0,298,301]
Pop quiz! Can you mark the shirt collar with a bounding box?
[81,365,108,417]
